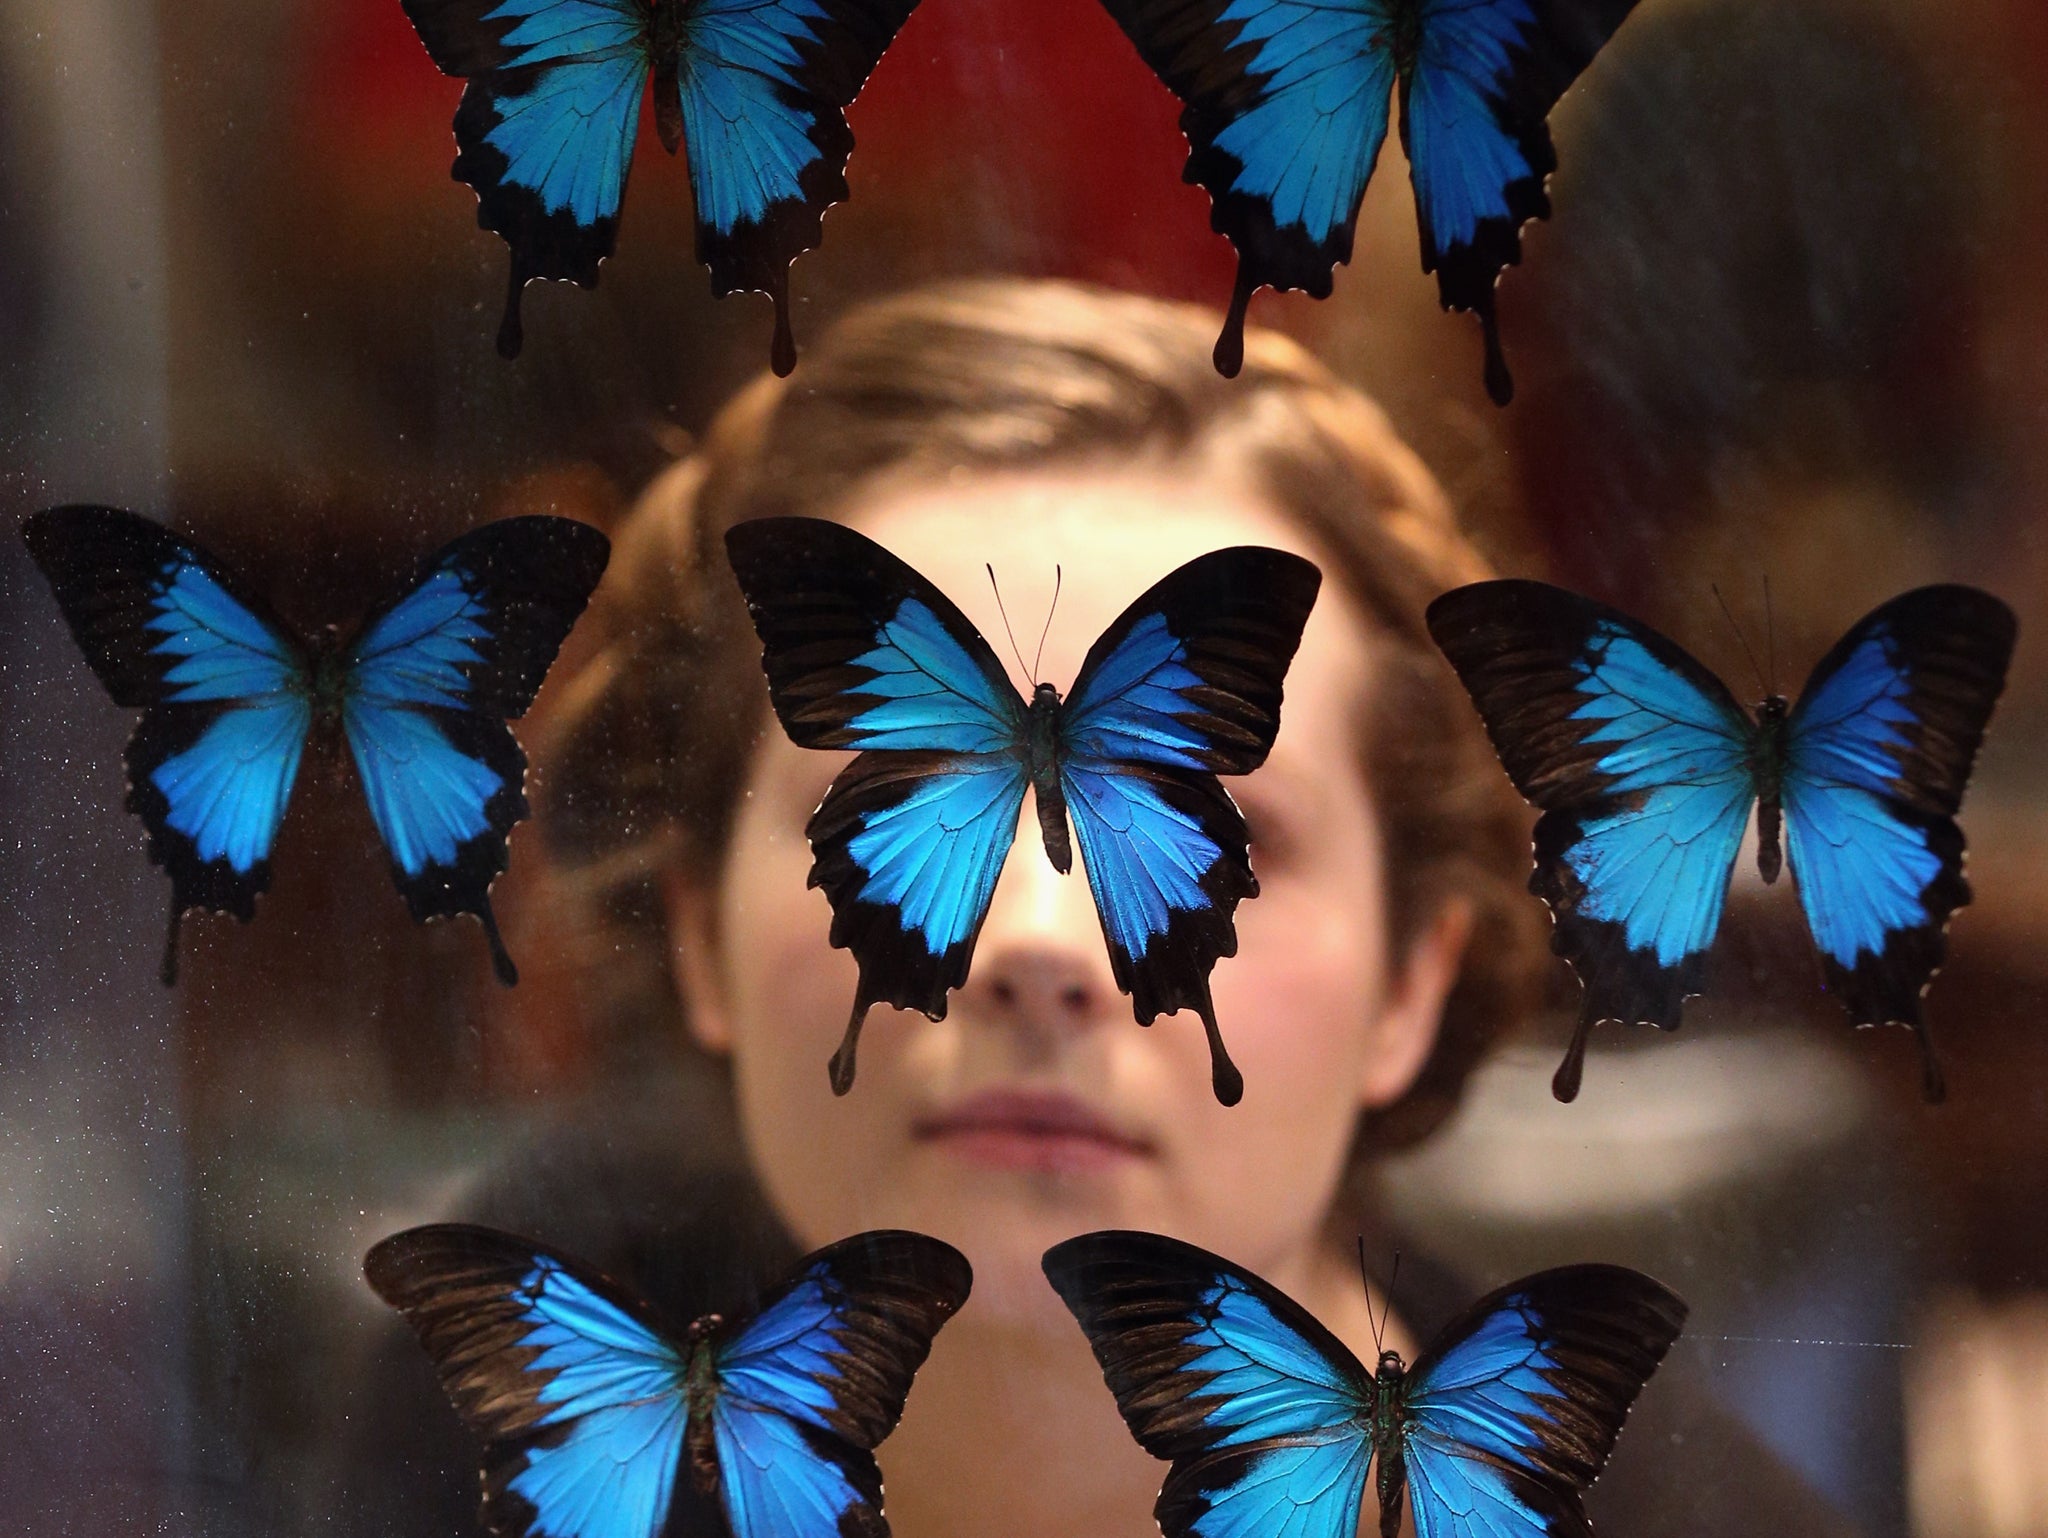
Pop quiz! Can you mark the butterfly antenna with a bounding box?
[986,564,1035,688]
[1030,566,1062,688]
[1710,583,1769,698]
[1358,1237,1383,1354]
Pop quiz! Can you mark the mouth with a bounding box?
[912,1090,1156,1174]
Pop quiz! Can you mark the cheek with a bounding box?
[1221,794,1389,1085]
[717,791,853,1045]
[1179,785,1391,1249]
[712,762,902,1248]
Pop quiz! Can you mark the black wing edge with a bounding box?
[398,0,639,357]
[726,516,1022,1095]
[1790,584,2016,1101]
[803,751,1027,1094]
[365,1222,696,1538]
[1080,766,1254,1106]
[23,505,311,982]
[1070,543,1323,778]
[804,750,1006,1017]
[379,713,532,987]
[747,1229,974,1452]
[21,504,302,707]
[354,515,609,985]
[1426,579,1746,1096]
[1093,0,1362,377]
[354,515,612,720]
[1424,578,1746,810]
[1531,804,1717,1101]
[1409,0,1643,404]
[363,1222,682,1436]
[1790,585,2017,824]
[1406,1262,1687,1495]
[691,0,922,377]
[1041,1230,1368,1463]
[725,516,1018,751]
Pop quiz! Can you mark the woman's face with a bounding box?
[678,467,1463,1319]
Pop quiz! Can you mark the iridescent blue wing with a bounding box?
[1425,580,1756,1101]
[712,1230,972,1538]
[725,516,1030,1094]
[1057,547,1321,1106]
[675,0,922,375]
[1094,0,1398,376]
[21,505,314,984]
[1396,1265,1685,1538]
[1400,0,1642,403]
[1044,1230,1376,1538]
[1783,586,2016,1102]
[400,0,652,357]
[365,1224,692,1538]
[341,516,610,985]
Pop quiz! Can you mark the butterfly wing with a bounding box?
[1399,0,1641,404]
[22,505,314,984]
[341,516,610,985]
[1056,547,1322,1106]
[364,1224,692,1538]
[674,0,921,375]
[1425,580,1756,1100]
[1044,1230,1376,1538]
[711,1230,972,1538]
[725,516,1030,1093]
[1782,585,2016,1101]
[1396,1265,1686,1538]
[1094,0,1398,376]
[400,0,651,357]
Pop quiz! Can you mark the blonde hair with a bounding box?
[544,278,1544,1151]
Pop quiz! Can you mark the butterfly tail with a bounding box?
[1478,295,1512,407]
[1915,1020,1947,1105]
[160,901,183,988]
[770,269,797,378]
[477,899,518,988]
[1214,264,1255,379]
[830,1000,871,1096]
[497,259,529,360]
[1552,1011,1597,1103]
[1193,990,1244,1108]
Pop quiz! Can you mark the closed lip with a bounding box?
[912,1090,1155,1171]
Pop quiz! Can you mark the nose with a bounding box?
[956,799,1119,1042]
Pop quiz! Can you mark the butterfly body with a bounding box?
[1365,1350,1412,1537]
[24,507,609,987]
[1025,681,1078,875]
[368,1224,970,1538]
[1748,693,1790,883]
[1427,579,2016,1102]
[1045,1230,1686,1538]
[726,517,1322,1105]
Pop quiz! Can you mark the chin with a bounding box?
[889,1169,1157,1327]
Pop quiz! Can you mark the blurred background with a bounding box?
[2,0,2047,1533]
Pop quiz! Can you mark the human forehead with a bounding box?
[836,465,1369,695]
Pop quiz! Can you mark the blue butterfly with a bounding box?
[1426,579,2017,1102]
[1045,1230,1685,1538]
[400,0,922,373]
[366,1224,971,1538]
[1097,0,1642,402]
[22,506,610,986]
[724,516,1323,1105]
